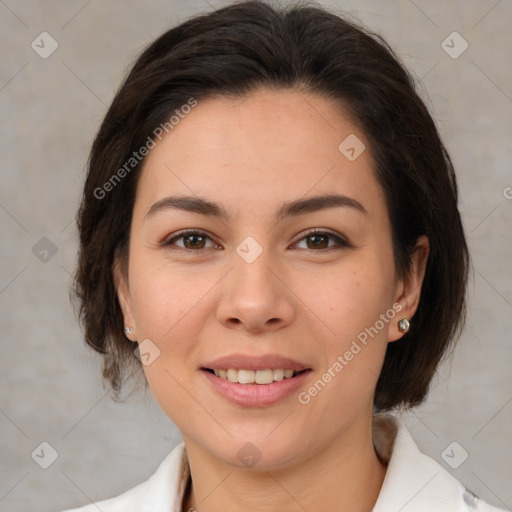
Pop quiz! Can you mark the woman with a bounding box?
[64,1,507,511]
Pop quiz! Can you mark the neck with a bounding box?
[181,413,387,512]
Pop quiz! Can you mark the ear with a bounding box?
[112,249,137,340]
[388,235,429,342]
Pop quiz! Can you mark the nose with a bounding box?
[215,248,296,334]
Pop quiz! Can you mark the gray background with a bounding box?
[0,1,511,511]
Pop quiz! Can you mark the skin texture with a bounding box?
[114,88,429,512]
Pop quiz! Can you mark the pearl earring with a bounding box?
[398,318,410,333]
[124,326,133,335]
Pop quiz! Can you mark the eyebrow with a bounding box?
[144,193,368,222]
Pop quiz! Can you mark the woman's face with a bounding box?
[114,88,427,469]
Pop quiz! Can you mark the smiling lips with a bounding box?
[202,353,310,384]
[201,353,312,406]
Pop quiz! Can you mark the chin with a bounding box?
[202,428,310,471]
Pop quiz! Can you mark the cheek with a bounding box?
[308,255,394,392]
[128,256,212,361]
[131,260,207,419]
[318,259,394,342]
[130,250,199,319]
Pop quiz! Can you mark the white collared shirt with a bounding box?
[61,413,508,512]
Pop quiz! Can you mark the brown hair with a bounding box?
[71,0,469,411]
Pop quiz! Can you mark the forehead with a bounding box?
[134,88,385,221]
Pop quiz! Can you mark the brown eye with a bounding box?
[294,230,349,251]
[163,230,218,250]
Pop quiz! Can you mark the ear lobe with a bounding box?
[112,251,136,334]
[389,235,430,342]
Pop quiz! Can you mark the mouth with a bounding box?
[200,355,313,407]
[200,353,312,406]
[201,367,310,384]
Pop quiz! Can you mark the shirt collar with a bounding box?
[371,413,466,512]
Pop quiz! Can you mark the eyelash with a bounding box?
[162,228,351,252]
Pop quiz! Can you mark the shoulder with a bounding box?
[58,442,188,512]
[372,414,509,512]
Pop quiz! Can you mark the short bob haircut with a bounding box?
[71,0,469,412]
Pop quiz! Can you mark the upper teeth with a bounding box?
[213,368,295,384]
